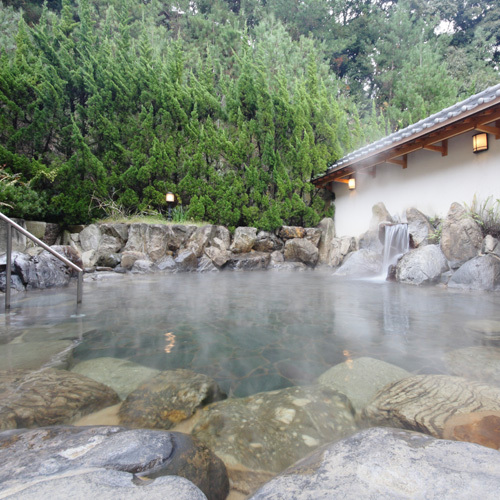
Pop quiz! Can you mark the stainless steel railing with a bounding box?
[0,212,83,311]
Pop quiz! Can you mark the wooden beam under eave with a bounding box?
[475,123,500,139]
[386,154,408,169]
[423,139,448,156]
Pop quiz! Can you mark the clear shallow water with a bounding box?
[2,270,500,397]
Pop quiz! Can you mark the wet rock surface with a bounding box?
[0,340,74,371]
[362,374,500,438]
[119,369,226,429]
[0,369,120,430]
[71,357,160,400]
[0,426,228,500]
[443,411,500,450]
[447,255,500,291]
[249,427,500,500]
[334,249,381,276]
[192,385,357,473]
[317,357,411,413]
[396,244,448,285]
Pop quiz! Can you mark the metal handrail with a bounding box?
[0,212,83,310]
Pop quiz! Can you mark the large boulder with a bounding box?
[166,225,197,251]
[317,357,411,414]
[362,374,500,438]
[334,249,381,277]
[0,369,120,430]
[119,369,226,429]
[395,244,448,285]
[443,410,500,450]
[444,346,500,387]
[406,207,435,247]
[71,357,161,400]
[283,238,319,266]
[329,236,356,267]
[440,202,483,268]
[0,426,229,500]
[249,427,500,500]
[229,227,257,254]
[187,225,217,258]
[447,255,500,291]
[279,226,306,240]
[204,246,230,268]
[317,217,335,264]
[1,470,208,500]
[79,224,102,252]
[175,249,198,271]
[192,385,357,474]
[226,252,271,270]
[120,250,147,270]
[253,231,284,253]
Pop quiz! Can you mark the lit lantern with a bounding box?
[348,178,356,190]
[165,192,176,221]
[473,132,488,153]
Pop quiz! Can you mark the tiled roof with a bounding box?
[320,83,500,176]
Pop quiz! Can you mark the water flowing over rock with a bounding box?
[395,244,448,285]
[334,249,382,277]
[444,347,500,387]
[71,357,161,400]
[317,217,335,264]
[317,357,411,413]
[192,385,357,474]
[119,369,226,429]
[283,238,319,266]
[0,426,229,500]
[249,427,500,500]
[406,207,435,247]
[229,227,257,253]
[226,252,271,270]
[447,255,500,291]
[362,374,500,438]
[0,369,120,430]
[440,202,483,268]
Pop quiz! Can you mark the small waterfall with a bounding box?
[381,223,409,279]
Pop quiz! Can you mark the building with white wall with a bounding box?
[313,85,500,237]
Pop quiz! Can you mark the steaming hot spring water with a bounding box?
[2,227,500,482]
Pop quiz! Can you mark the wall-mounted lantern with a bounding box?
[348,178,356,190]
[473,132,488,153]
[166,192,176,221]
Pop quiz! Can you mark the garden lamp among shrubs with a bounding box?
[166,192,175,221]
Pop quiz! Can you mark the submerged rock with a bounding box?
[119,369,226,429]
[0,369,120,430]
[444,346,500,387]
[71,357,160,400]
[249,427,500,500]
[317,357,411,413]
[192,385,357,474]
[362,374,500,438]
[464,319,500,344]
[0,426,228,500]
[0,340,74,371]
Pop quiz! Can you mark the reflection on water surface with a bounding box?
[2,270,499,397]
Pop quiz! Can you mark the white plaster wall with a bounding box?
[333,131,500,237]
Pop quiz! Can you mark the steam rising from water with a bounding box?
[2,270,499,396]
